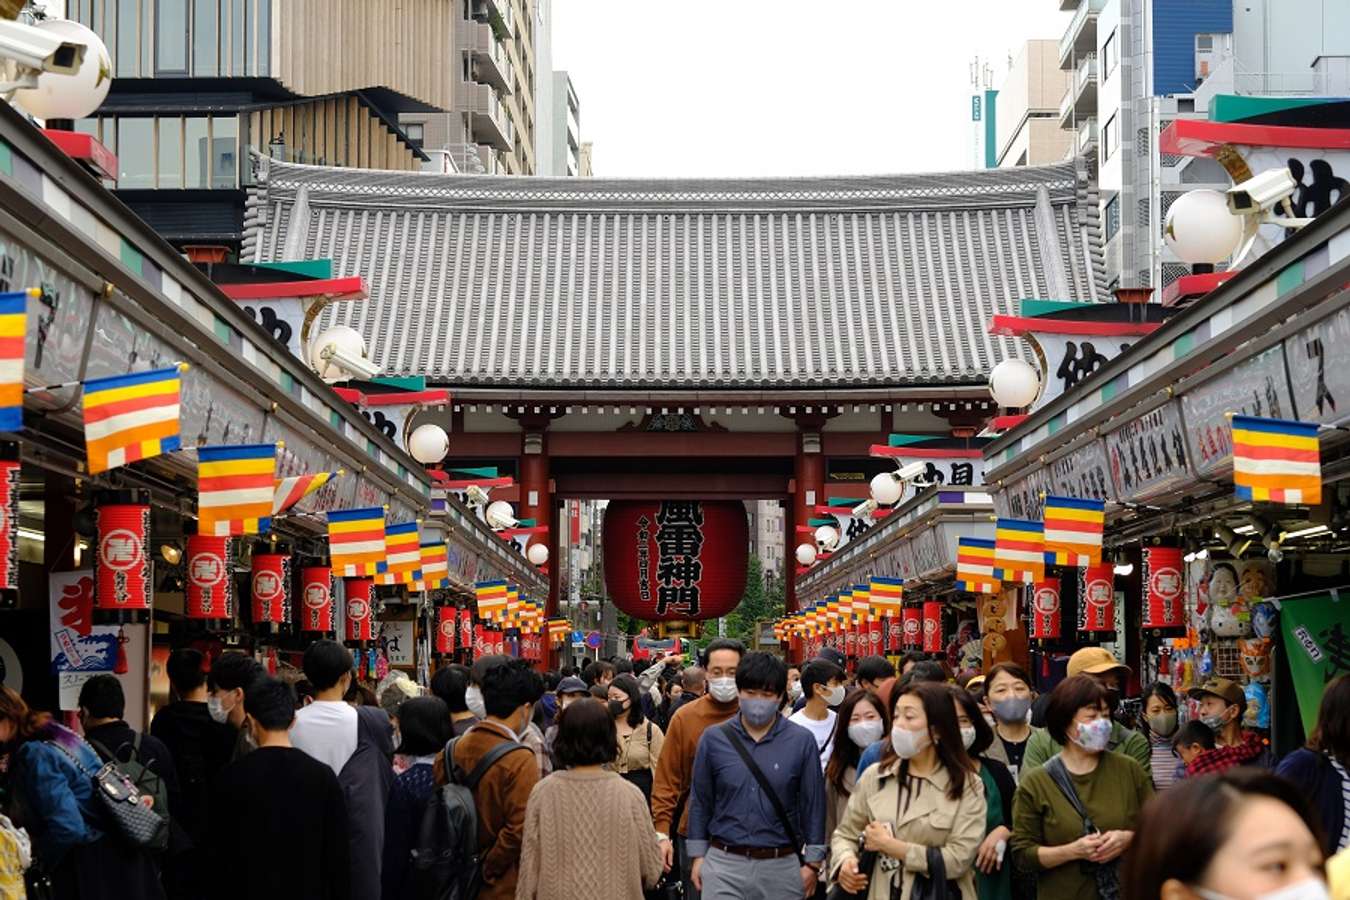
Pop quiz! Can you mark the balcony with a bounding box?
[460,22,511,93]
[456,82,513,152]
[1059,53,1098,125]
[1059,0,1105,68]
[469,0,512,39]
[1077,116,1098,154]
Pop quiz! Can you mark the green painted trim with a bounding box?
[516,518,537,527]
[254,259,333,279]
[1210,93,1341,123]
[279,370,294,393]
[212,315,231,344]
[119,240,144,276]
[1048,413,1064,436]
[0,140,12,177]
[808,517,837,527]
[371,376,425,391]
[887,433,934,447]
[1100,382,1117,402]
[329,410,342,428]
[827,497,864,507]
[451,466,499,478]
[1173,332,1195,359]
[1276,260,1306,297]
[1018,299,1095,317]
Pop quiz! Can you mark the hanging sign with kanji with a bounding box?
[1142,546,1186,633]
[186,535,233,621]
[300,566,334,633]
[96,503,152,619]
[1078,564,1116,633]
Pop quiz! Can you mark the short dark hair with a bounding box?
[1173,720,1217,751]
[703,638,745,663]
[951,684,994,756]
[1043,675,1110,745]
[905,660,948,685]
[801,659,846,698]
[1122,770,1327,900]
[78,674,124,720]
[554,698,618,767]
[734,652,787,697]
[481,658,545,719]
[1310,674,1350,761]
[166,648,208,694]
[395,696,451,756]
[208,652,265,694]
[470,654,510,686]
[985,662,1033,692]
[581,660,615,687]
[302,640,354,691]
[607,674,646,728]
[430,664,472,714]
[856,656,896,684]
[244,677,296,731]
[900,651,926,669]
[613,659,635,675]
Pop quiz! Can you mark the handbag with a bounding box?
[644,869,685,900]
[910,847,962,900]
[1043,756,1121,900]
[622,722,656,803]
[720,723,808,867]
[825,834,877,900]
[47,738,167,850]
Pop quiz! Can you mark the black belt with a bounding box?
[709,839,798,860]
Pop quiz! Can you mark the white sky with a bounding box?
[552,0,1071,178]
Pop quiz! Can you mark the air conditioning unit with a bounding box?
[470,0,488,22]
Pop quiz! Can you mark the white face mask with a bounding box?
[708,677,738,703]
[848,720,885,749]
[465,685,487,719]
[207,694,232,724]
[787,681,803,701]
[961,726,977,750]
[890,724,931,759]
[823,685,846,708]
[1198,879,1330,900]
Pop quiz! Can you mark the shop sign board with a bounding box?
[1279,593,1350,734]
[1181,345,1294,477]
[49,570,117,709]
[1284,303,1350,427]
[378,619,415,667]
[1104,401,1192,503]
[996,438,1112,521]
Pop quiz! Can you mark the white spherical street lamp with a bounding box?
[814,524,839,551]
[1164,189,1245,265]
[309,325,368,384]
[12,20,112,121]
[526,543,549,566]
[406,423,449,465]
[870,472,904,506]
[485,500,517,530]
[988,358,1041,409]
[795,543,817,566]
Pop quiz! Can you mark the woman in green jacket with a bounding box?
[954,686,1015,900]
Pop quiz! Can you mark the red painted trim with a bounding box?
[1159,118,1350,157]
[361,389,451,407]
[218,276,368,301]
[869,445,984,459]
[547,430,797,457]
[432,475,515,490]
[795,526,817,535]
[1160,271,1238,308]
[814,505,891,519]
[498,525,549,538]
[332,387,364,404]
[42,129,118,180]
[989,314,1162,337]
[990,415,1030,430]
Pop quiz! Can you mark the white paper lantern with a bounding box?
[988,358,1041,409]
[795,543,817,566]
[1164,189,1245,265]
[870,472,904,506]
[814,524,839,551]
[406,423,449,464]
[485,500,516,530]
[308,325,367,384]
[526,543,549,565]
[12,20,112,121]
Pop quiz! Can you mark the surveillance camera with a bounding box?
[851,498,878,519]
[464,484,491,508]
[0,20,84,75]
[315,343,380,382]
[896,461,928,482]
[1226,169,1297,215]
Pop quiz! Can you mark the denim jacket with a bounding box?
[14,725,104,865]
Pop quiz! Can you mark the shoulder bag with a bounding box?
[1043,755,1121,900]
[910,846,962,900]
[47,738,166,850]
[719,723,806,867]
[621,721,656,802]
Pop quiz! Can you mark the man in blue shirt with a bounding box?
[687,652,827,900]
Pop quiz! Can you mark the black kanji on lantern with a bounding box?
[654,501,704,616]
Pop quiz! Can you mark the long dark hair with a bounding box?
[1310,674,1350,764]
[825,689,890,797]
[951,685,994,756]
[1122,770,1326,900]
[1140,681,1178,738]
[608,674,645,728]
[880,681,975,801]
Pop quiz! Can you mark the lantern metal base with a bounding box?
[93,609,149,626]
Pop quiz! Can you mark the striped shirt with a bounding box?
[1332,757,1350,850]
[1150,734,1179,789]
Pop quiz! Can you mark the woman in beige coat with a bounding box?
[830,682,986,900]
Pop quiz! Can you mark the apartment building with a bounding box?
[549,71,581,176]
[996,41,1074,167]
[744,500,785,582]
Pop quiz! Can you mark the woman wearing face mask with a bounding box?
[983,663,1045,784]
[1011,675,1153,900]
[830,681,985,900]
[1141,682,1182,789]
[1122,769,1328,900]
[1276,674,1350,854]
[607,674,665,805]
[824,691,892,889]
[954,687,1017,900]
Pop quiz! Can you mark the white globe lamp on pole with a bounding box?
[814,524,839,552]
[11,20,112,120]
[485,500,517,531]
[406,423,449,465]
[309,325,370,384]
[526,543,549,566]
[988,358,1041,409]
[1164,189,1245,267]
[870,471,904,506]
[795,543,817,566]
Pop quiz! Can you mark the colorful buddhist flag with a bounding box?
[1232,415,1322,504]
[419,542,449,589]
[273,470,340,515]
[0,290,33,432]
[956,537,998,594]
[376,520,420,585]
[1043,495,1106,567]
[83,364,185,474]
[851,585,871,625]
[869,576,904,616]
[196,443,277,536]
[994,518,1046,584]
[327,507,385,577]
[475,579,509,621]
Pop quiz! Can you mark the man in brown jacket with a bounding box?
[450,657,544,900]
[652,638,744,900]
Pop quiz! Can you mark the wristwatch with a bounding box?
[656,833,670,843]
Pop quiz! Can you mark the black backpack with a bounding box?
[410,734,529,900]
[88,734,171,852]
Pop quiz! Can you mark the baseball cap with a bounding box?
[1066,646,1131,678]
[815,647,847,668]
[1188,677,1244,706]
[557,676,588,695]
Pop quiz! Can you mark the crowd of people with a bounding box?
[0,638,1347,900]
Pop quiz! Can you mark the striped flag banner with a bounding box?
[994,518,1046,584]
[0,290,33,432]
[83,364,185,474]
[476,579,508,621]
[273,470,340,515]
[869,576,904,616]
[505,586,522,627]
[1043,495,1106,567]
[1232,415,1322,505]
[197,443,277,536]
[851,585,871,625]
[376,521,421,585]
[419,542,450,589]
[956,537,999,594]
[327,507,386,577]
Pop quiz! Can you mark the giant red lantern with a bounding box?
[344,577,375,643]
[1142,546,1185,633]
[299,566,334,634]
[250,553,290,628]
[1078,564,1116,634]
[186,535,233,622]
[602,500,748,621]
[1030,577,1062,641]
[96,503,152,621]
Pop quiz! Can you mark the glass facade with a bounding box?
[68,0,274,78]
[77,116,241,190]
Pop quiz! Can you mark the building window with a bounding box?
[116,0,138,78]
[1103,29,1118,79]
[404,123,424,149]
[193,0,219,75]
[156,0,189,74]
[185,117,209,188]
[117,118,155,188]
[157,118,182,188]
[211,116,238,188]
[1104,194,1120,241]
[1195,34,1213,51]
[1103,113,1118,161]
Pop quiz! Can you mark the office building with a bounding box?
[996,40,1074,167]
[744,500,785,581]
[547,71,582,176]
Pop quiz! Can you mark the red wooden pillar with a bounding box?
[790,422,825,613]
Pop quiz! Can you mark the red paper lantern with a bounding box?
[884,615,900,653]
[1078,564,1116,633]
[96,503,152,620]
[344,577,375,642]
[1142,546,1186,632]
[867,619,883,655]
[902,607,922,648]
[0,458,18,593]
[844,628,858,657]
[299,566,334,633]
[1030,577,1062,641]
[491,627,505,656]
[250,553,290,627]
[435,606,457,655]
[473,624,489,656]
[458,607,473,649]
[921,601,943,653]
[602,500,748,621]
[186,535,233,622]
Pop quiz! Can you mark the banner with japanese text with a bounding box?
[1280,594,1350,734]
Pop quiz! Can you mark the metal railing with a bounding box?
[1059,0,1105,62]
[1077,116,1098,152]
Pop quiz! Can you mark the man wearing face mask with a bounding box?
[654,639,745,900]
[1024,648,1151,778]
[429,663,480,737]
[545,675,591,770]
[687,652,827,900]
[1184,677,1275,774]
[789,659,847,772]
[205,651,265,762]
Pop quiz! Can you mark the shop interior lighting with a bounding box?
[1213,524,1253,557]
[1283,524,1329,540]
[17,527,44,542]
[1232,524,1258,535]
